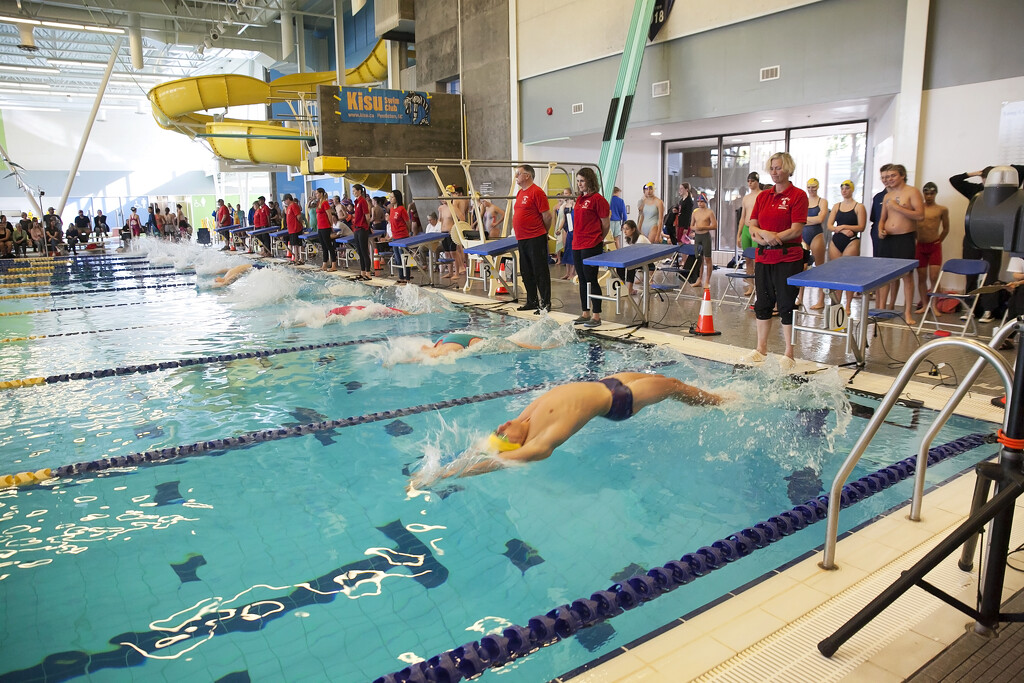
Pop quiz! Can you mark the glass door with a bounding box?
[665,137,718,244]
[718,131,785,252]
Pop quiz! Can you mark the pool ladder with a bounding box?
[820,318,1017,570]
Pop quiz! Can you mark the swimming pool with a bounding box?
[0,245,998,682]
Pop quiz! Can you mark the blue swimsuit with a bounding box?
[434,333,482,348]
[599,377,634,421]
[802,204,822,245]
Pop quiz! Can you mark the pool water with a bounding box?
[0,246,998,682]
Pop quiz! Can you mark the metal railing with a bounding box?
[820,324,1015,569]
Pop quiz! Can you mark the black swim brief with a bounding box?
[599,377,634,421]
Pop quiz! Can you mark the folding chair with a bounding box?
[915,259,989,337]
[717,247,757,308]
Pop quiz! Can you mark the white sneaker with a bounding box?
[742,350,767,364]
[959,313,970,321]
[978,311,995,323]
[778,355,797,372]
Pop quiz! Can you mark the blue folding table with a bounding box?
[390,232,448,286]
[583,244,683,325]
[215,223,239,249]
[464,236,519,298]
[788,256,918,369]
[335,229,386,270]
[246,226,276,254]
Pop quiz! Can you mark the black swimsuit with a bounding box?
[599,377,634,421]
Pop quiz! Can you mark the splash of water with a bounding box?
[378,284,456,314]
[219,267,304,308]
[408,416,517,488]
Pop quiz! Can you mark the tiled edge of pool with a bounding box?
[424,285,1007,682]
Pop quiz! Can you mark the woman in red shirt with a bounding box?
[571,167,611,329]
[747,152,809,368]
[351,184,372,280]
[315,187,339,272]
[387,189,412,283]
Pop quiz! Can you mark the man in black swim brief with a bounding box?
[414,373,727,482]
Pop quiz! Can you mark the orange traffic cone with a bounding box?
[692,286,721,336]
[495,260,509,295]
[373,248,382,270]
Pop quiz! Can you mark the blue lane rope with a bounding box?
[0,271,195,290]
[373,431,996,683]
[1,323,168,344]
[2,282,195,299]
[0,254,149,264]
[0,325,469,390]
[0,300,171,317]
[0,266,178,278]
[20,361,675,481]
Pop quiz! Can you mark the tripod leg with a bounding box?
[959,464,996,571]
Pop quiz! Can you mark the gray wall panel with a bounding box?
[924,0,1024,90]
[522,0,905,143]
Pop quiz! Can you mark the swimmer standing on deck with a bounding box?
[410,373,726,485]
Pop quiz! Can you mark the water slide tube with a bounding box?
[148,39,388,181]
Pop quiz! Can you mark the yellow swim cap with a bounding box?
[488,432,522,452]
[841,179,855,190]
[807,178,819,187]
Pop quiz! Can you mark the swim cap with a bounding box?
[697,192,708,204]
[922,182,938,193]
[445,184,456,194]
[840,180,855,190]
[747,172,760,182]
[488,432,522,452]
[807,178,819,187]
[643,181,655,189]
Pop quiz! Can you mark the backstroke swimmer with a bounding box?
[409,372,727,487]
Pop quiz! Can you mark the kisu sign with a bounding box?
[335,87,432,125]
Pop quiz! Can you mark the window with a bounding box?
[663,122,867,253]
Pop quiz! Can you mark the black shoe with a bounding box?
[517,303,538,312]
[533,305,549,315]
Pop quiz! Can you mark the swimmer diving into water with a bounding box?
[211,263,254,288]
[410,372,726,486]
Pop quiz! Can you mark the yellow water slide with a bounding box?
[148,39,388,170]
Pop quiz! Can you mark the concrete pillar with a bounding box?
[892,0,930,184]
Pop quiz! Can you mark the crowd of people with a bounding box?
[0,207,114,257]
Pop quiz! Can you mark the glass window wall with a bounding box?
[662,122,867,254]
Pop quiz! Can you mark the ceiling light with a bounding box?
[48,59,106,69]
[760,118,774,123]
[0,64,60,74]
[0,15,122,33]
[650,131,662,136]
[0,82,51,90]
[1,105,61,112]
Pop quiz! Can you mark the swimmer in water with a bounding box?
[289,303,409,327]
[405,332,542,361]
[211,263,254,288]
[410,372,725,485]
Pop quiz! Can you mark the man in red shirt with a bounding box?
[571,167,610,328]
[283,193,306,265]
[747,152,808,369]
[512,164,553,313]
[252,195,271,256]
[216,198,233,251]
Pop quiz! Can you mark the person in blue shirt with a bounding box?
[868,163,894,257]
[609,186,627,247]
